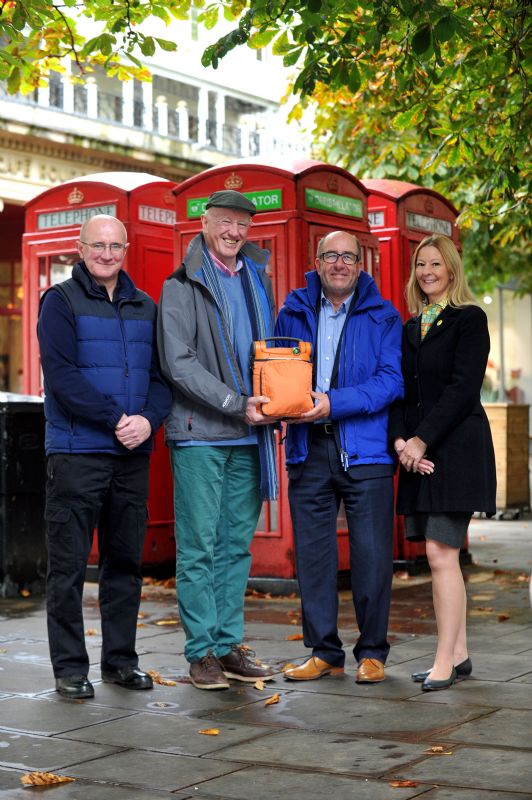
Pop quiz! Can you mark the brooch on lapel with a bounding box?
[437,320,443,326]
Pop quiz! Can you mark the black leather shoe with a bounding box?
[412,658,472,683]
[101,666,153,690]
[421,666,457,692]
[56,674,94,699]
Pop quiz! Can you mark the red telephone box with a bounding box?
[172,158,380,580]
[363,179,462,570]
[362,179,460,321]
[22,172,178,568]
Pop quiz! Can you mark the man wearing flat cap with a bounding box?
[157,189,278,689]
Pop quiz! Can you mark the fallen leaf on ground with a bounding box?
[254,679,266,690]
[290,618,299,625]
[517,574,530,583]
[264,693,280,706]
[21,772,75,786]
[198,728,220,735]
[155,619,178,626]
[138,611,145,619]
[136,622,148,628]
[394,571,411,581]
[287,610,300,617]
[389,779,419,788]
[498,613,510,622]
[286,633,304,641]
[466,571,494,584]
[424,745,453,755]
[20,588,31,597]
[147,669,177,686]
[85,628,98,636]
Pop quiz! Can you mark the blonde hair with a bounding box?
[406,234,475,314]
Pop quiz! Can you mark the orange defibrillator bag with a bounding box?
[252,337,314,418]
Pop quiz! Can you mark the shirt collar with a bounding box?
[209,249,244,277]
[320,290,354,313]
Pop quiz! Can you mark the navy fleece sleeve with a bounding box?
[139,316,172,433]
[37,289,124,429]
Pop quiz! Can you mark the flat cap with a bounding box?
[205,189,256,216]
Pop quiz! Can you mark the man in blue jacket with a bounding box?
[37,214,171,700]
[277,230,403,684]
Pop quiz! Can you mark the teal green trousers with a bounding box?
[170,445,262,663]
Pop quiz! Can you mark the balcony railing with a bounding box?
[0,81,307,159]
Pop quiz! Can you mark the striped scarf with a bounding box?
[201,243,278,500]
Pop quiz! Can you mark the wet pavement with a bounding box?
[1,515,531,799]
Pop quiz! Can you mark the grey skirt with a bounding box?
[405,512,472,548]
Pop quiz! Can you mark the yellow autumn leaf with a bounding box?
[20,588,31,597]
[424,745,453,755]
[282,662,296,671]
[286,633,304,641]
[264,693,280,706]
[21,772,75,786]
[254,679,265,690]
[147,669,177,686]
[198,728,220,735]
[155,619,178,626]
[85,628,98,636]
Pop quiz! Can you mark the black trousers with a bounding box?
[288,431,394,666]
[45,453,149,677]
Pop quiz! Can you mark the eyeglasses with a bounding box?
[320,251,360,265]
[79,241,126,254]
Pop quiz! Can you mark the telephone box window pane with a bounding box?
[50,254,78,286]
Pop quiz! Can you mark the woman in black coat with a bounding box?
[390,234,496,692]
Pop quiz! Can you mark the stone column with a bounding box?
[155,95,168,136]
[86,76,98,120]
[122,78,134,127]
[142,80,153,131]
[197,86,208,147]
[176,101,189,140]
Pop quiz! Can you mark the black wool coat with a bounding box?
[389,304,496,516]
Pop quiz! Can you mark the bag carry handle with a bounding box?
[252,337,311,356]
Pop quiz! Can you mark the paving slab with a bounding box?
[64,749,244,792]
[445,707,532,748]
[413,678,532,710]
[0,730,121,772]
[0,767,175,799]
[277,671,428,700]
[414,790,531,800]
[0,695,132,735]
[176,764,429,800]
[80,680,279,718]
[0,661,54,695]
[64,711,281,756]
[391,743,532,794]
[211,689,488,739]
[209,727,423,776]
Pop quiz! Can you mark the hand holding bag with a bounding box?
[252,337,314,417]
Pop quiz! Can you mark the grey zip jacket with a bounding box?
[157,233,275,443]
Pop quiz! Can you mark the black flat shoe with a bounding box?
[101,666,153,690]
[421,666,457,692]
[412,658,472,683]
[56,674,94,699]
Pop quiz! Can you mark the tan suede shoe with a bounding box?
[284,656,344,681]
[356,658,385,683]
